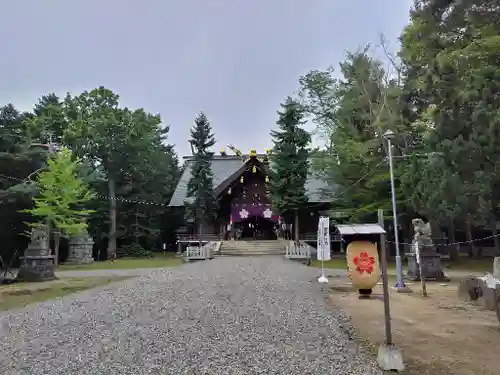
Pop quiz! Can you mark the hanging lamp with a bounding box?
[252,165,257,173]
[265,175,269,183]
[240,176,244,183]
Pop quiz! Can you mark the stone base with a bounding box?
[458,275,500,311]
[65,257,94,265]
[406,253,450,282]
[16,256,57,282]
[377,344,405,371]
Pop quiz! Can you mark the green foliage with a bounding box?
[0,88,180,263]
[119,243,153,258]
[299,49,404,221]
[185,112,217,224]
[398,0,500,228]
[62,87,180,255]
[270,97,311,214]
[22,147,95,237]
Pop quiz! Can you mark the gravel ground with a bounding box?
[0,257,382,375]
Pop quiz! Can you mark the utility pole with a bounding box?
[376,208,404,371]
[378,209,392,344]
[383,130,405,289]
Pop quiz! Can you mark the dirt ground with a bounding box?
[329,278,500,375]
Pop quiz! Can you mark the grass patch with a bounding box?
[59,253,183,271]
[0,276,130,311]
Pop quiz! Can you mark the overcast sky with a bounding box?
[1,0,412,157]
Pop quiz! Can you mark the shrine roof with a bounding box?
[335,224,386,235]
[168,155,331,206]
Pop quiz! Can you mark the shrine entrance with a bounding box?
[240,216,276,240]
[230,203,279,241]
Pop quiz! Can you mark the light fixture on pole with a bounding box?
[383,130,408,290]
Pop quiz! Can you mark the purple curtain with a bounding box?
[230,203,279,223]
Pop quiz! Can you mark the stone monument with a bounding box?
[66,231,95,264]
[16,225,57,282]
[406,218,449,281]
[493,256,500,279]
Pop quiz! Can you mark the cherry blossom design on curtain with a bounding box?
[239,209,249,219]
[353,252,375,274]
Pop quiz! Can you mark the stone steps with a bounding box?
[220,240,286,256]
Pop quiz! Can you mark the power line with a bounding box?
[0,173,169,207]
[388,233,500,247]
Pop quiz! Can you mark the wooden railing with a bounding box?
[184,241,220,260]
[178,234,219,242]
[299,233,342,242]
[285,241,312,260]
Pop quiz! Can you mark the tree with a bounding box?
[185,112,216,244]
[62,88,161,258]
[399,0,500,256]
[298,49,404,221]
[270,97,311,241]
[22,147,94,264]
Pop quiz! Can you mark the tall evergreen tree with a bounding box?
[185,112,216,243]
[270,97,311,241]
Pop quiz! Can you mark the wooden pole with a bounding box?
[417,242,428,297]
[378,209,393,345]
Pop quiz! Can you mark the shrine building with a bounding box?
[168,148,332,242]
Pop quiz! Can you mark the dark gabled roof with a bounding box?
[168,154,331,207]
[212,157,269,197]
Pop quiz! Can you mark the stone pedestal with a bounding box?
[493,256,500,278]
[406,218,449,282]
[406,253,450,281]
[16,226,57,282]
[17,256,57,282]
[66,232,95,264]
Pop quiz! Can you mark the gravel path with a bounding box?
[0,257,381,375]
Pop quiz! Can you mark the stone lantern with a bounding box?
[66,231,95,264]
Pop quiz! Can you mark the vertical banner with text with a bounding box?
[317,216,331,261]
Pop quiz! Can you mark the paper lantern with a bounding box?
[240,176,244,183]
[346,241,381,292]
[252,165,257,173]
[228,188,232,195]
[220,148,226,155]
[249,148,256,158]
[265,176,269,183]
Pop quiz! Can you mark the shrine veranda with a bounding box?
[168,151,332,242]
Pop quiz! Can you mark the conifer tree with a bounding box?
[270,97,311,241]
[185,112,217,243]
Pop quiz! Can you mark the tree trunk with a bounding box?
[448,218,458,262]
[465,214,475,258]
[53,230,61,267]
[294,210,299,242]
[107,177,117,259]
[491,218,500,257]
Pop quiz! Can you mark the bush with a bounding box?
[120,243,153,258]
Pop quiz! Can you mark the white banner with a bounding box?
[317,216,331,261]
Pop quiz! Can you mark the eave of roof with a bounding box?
[168,154,332,207]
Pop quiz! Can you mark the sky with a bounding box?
[1,0,413,158]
